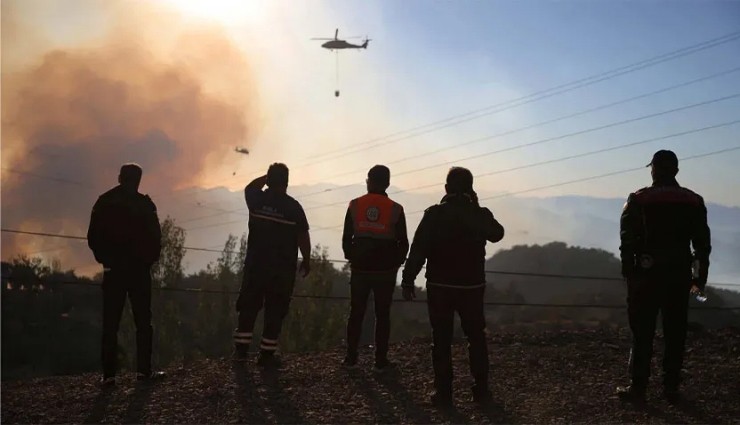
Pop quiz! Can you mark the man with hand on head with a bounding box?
[233,163,311,368]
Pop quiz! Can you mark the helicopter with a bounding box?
[235,147,249,155]
[311,29,371,51]
[312,29,371,97]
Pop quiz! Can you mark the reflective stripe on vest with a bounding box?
[350,194,399,240]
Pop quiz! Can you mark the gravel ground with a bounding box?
[3,327,739,424]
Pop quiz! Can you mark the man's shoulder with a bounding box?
[632,185,703,206]
[95,186,124,207]
[283,193,305,212]
[137,193,157,211]
[98,185,121,199]
[388,197,404,210]
[423,203,443,216]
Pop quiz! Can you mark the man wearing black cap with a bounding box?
[617,150,711,403]
[401,167,504,407]
[233,163,311,367]
[342,165,409,371]
[87,163,164,385]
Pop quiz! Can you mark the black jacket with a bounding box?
[342,191,409,273]
[619,178,711,288]
[87,185,161,269]
[402,193,504,288]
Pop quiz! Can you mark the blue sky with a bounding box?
[287,0,740,205]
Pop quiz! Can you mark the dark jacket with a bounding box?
[244,186,309,276]
[342,191,409,273]
[402,193,504,288]
[87,185,161,269]
[619,178,711,289]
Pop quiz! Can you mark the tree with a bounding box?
[133,217,187,368]
[279,245,348,352]
[151,216,186,288]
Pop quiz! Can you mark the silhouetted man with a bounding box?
[342,165,409,370]
[234,163,311,367]
[87,163,163,385]
[401,167,504,407]
[617,150,711,403]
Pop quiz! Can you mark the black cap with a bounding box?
[647,150,678,169]
[367,165,390,187]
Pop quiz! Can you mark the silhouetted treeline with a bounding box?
[2,224,738,380]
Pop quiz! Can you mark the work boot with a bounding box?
[137,371,166,382]
[616,385,646,403]
[256,351,282,369]
[430,391,454,408]
[100,375,116,387]
[233,348,249,363]
[374,357,396,373]
[663,386,682,405]
[342,354,358,369]
[471,385,493,404]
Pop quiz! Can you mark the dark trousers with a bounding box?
[627,274,691,389]
[346,272,397,360]
[427,285,488,395]
[235,272,295,354]
[101,267,153,377]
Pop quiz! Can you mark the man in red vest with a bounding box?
[342,165,409,371]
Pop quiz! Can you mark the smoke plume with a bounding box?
[1,1,260,272]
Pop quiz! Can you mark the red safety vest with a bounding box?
[349,193,400,240]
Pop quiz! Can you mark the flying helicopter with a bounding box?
[311,29,371,97]
[235,147,249,155]
[311,29,371,51]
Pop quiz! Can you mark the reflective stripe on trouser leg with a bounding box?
[260,337,279,352]
[233,330,253,346]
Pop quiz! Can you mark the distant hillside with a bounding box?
[172,186,740,290]
[3,329,739,424]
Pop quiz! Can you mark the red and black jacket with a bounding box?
[342,191,409,273]
[619,179,711,288]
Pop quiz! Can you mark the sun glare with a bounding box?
[162,0,266,26]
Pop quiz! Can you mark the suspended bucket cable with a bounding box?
[335,50,340,97]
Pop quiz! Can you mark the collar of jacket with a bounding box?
[265,187,288,196]
[440,193,473,204]
[651,177,679,187]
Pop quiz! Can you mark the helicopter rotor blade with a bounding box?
[310,38,334,40]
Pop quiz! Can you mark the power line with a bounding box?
[298,93,740,204]
[188,94,740,223]
[16,280,740,310]
[0,229,227,254]
[192,137,740,233]
[300,121,740,213]
[296,66,740,193]
[3,228,739,288]
[1,168,89,187]
[153,31,740,209]
[307,145,740,233]
[15,32,735,218]
[294,31,740,165]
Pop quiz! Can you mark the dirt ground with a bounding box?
[3,327,739,424]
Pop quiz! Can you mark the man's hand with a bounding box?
[402,284,415,301]
[299,258,311,278]
[690,284,702,295]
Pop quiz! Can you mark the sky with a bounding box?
[2,0,740,278]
